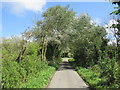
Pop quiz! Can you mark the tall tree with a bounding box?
[16,28,32,62]
[70,14,107,67]
[110,1,120,63]
[33,5,76,61]
[110,1,120,86]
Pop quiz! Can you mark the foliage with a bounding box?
[33,5,76,62]
[2,60,21,88]
[68,58,75,62]
[70,14,107,67]
[2,37,56,88]
[110,1,120,15]
[66,12,119,88]
[2,4,120,88]
[19,67,55,88]
[77,67,119,88]
[98,56,120,87]
[46,40,61,60]
[48,58,61,70]
[110,1,120,63]
[2,54,55,88]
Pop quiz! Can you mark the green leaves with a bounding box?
[2,4,119,89]
[20,67,55,88]
[77,67,110,88]
[77,67,102,87]
[42,5,75,35]
[2,37,55,88]
[70,14,107,67]
[2,56,55,88]
[111,2,120,15]
[110,10,119,15]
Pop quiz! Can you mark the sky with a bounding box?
[1,0,117,40]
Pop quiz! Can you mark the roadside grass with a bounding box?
[19,66,55,88]
[77,67,107,88]
[68,58,75,62]
[19,58,61,88]
[77,67,120,88]
[19,58,62,88]
[68,58,117,89]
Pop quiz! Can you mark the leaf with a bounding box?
[110,10,119,15]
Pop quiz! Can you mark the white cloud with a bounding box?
[90,20,95,25]
[108,39,116,45]
[105,19,118,37]
[93,18,102,25]
[4,0,46,16]
[105,19,118,45]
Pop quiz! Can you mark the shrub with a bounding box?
[98,57,118,85]
[91,65,101,73]
[77,66,119,88]
[68,58,75,62]
[2,60,21,88]
[48,58,61,70]
[77,67,107,88]
[2,59,55,88]
[20,66,55,88]
[2,42,56,88]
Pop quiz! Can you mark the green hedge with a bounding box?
[2,59,55,88]
[20,67,55,88]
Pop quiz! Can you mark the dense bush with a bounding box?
[70,14,108,68]
[77,67,119,88]
[69,51,119,88]
[67,14,119,88]
[48,58,61,70]
[19,67,55,88]
[2,51,55,88]
[98,57,120,87]
[2,38,56,88]
[2,60,21,88]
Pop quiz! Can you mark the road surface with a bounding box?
[47,58,89,89]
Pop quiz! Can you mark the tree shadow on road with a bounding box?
[57,61,75,71]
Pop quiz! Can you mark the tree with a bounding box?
[110,1,120,87]
[69,14,107,67]
[33,5,76,61]
[16,28,32,62]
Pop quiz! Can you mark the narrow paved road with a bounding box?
[47,58,89,89]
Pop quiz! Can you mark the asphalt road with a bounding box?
[47,58,89,89]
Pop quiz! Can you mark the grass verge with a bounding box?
[77,67,119,89]
[77,67,107,89]
[68,58,118,89]
[19,66,55,88]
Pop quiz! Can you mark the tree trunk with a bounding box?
[40,37,47,61]
[16,40,27,62]
[43,41,47,61]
